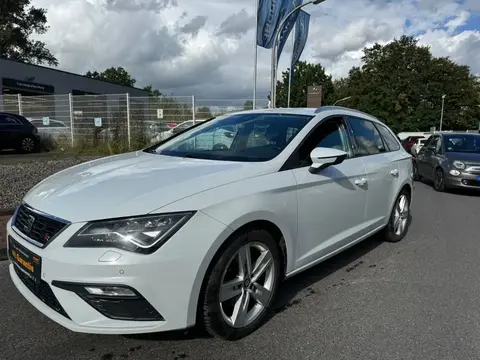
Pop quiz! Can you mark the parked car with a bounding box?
[410,137,428,156]
[156,119,207,142]
[414,132,480,191]
[6,106,413,340]
[0,112,40,153]
[28,117,68,129]
[401,135,425,154]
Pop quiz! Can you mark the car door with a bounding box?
[289,116,368,269]
[0,114,22,149]
[418,135,441,179]
[345,116,396,230]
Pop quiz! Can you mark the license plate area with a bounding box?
[8,236,42,285]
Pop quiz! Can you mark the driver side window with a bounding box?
[296,117,351,167]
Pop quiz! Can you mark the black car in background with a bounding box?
[413,132,480,192]
[0,112,40,153]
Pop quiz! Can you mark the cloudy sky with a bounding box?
[31,0,480,102]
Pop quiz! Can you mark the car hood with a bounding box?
[446,152,480,165]
[23,151,274,222]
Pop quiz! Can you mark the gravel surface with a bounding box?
[1,183,480,360]
[0,154,101,210]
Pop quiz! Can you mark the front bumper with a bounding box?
[7,211,232,334]
[444,171,480,190]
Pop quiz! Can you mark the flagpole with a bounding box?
[252,0,259,110]
[287,29,295,108]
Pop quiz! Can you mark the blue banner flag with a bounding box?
[277,0,303,65]
[257,0,294,49]
[290,9,310,84]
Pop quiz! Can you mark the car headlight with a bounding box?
[453,160,466,169]
[64,212,195,254]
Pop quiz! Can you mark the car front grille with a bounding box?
[13,204,69,248]
[462,179,480,187]
[13,265,70,319]
[466,166,480,175]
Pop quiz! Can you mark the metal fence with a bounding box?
[0,93,269,151]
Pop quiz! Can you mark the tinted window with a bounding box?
[294,117,351,168]
[348,117,386,156]
[151,113,313,162]
[316,121,348,151]
[444,134,480,153]
[376,123,401,151]
[0,115,21,125]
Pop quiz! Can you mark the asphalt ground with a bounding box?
[1,182,480,360]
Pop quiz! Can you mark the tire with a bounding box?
[201,228,282,340]
[18,136,38,153]
[412,161,421,181]
[433,167,445,192]
[383,189,411,243]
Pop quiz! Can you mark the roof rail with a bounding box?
[314,105,377,118]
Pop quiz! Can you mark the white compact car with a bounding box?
[7,106,413,340]
[155,119,207,142]
[410,137,428,156]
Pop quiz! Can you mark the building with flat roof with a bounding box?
[0,58,152,135]
[0,58,148,96]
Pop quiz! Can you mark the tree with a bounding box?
[143,85,162,97]
[85,67,136,87]
[196,106,213,119]
[276,61,335,108]
[334,36,480,132]
[243,100,253,110]
[0,0,58,66]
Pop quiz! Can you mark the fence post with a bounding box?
[68,93,74,148]
[126,93,131,149]
[192,95,196,124]
[17,94,23,115]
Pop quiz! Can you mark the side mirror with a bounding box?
[309,147,348,173]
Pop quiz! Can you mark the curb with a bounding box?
[0,248,6,261]
[0,212,12,261]
[0,208,15,216]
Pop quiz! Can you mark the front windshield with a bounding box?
[148,112,314,162]
[444,134,480,153]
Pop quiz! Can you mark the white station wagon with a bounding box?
[7,106,413,340]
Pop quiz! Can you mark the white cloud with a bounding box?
[31,0,480,101]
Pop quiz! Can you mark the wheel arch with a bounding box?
[386,181,413,223]
[191,218,289,327]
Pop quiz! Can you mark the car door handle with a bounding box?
[354,178,368,186]
[390,169,399,176]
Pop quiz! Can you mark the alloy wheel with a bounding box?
[434,169,444,190]
[393,194,409,236]
[22,138,35,152]
[219,242,275,328]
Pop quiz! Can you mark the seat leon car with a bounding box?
[7,106,413,340]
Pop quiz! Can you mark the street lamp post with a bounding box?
[440,94,446,131]
[270,0,326,108]
[333,96,352,106]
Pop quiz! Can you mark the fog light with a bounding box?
[449,170,460,176]
[84,286,136,297]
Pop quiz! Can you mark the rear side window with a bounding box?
[375,123,401,151]
[348,117,386,156]
[0,115,21,125]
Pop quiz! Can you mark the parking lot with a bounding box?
[1,181,479,360]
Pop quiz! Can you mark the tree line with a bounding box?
[275,36,480,133]
[2,1,479,132]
